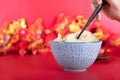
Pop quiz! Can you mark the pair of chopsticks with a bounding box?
[77,0,108,39]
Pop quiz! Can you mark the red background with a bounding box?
[0,0,120,33]
[0,1,120,79]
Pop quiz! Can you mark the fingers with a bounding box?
[91,0,102,21]
[91,0,102,5]
[97,0,102,5]
[91,0,102,11]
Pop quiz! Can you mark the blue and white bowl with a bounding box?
[50,41,102,72]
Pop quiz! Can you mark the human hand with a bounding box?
[91,0,120,21]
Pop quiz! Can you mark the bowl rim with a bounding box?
[49,41,102,44]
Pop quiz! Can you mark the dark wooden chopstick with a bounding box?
[77,0,107,39]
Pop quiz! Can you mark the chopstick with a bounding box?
[77,0,107,39]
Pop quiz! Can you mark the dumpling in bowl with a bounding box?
[54,30,99,42]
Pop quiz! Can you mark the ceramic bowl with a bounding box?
[50,41,102,72]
